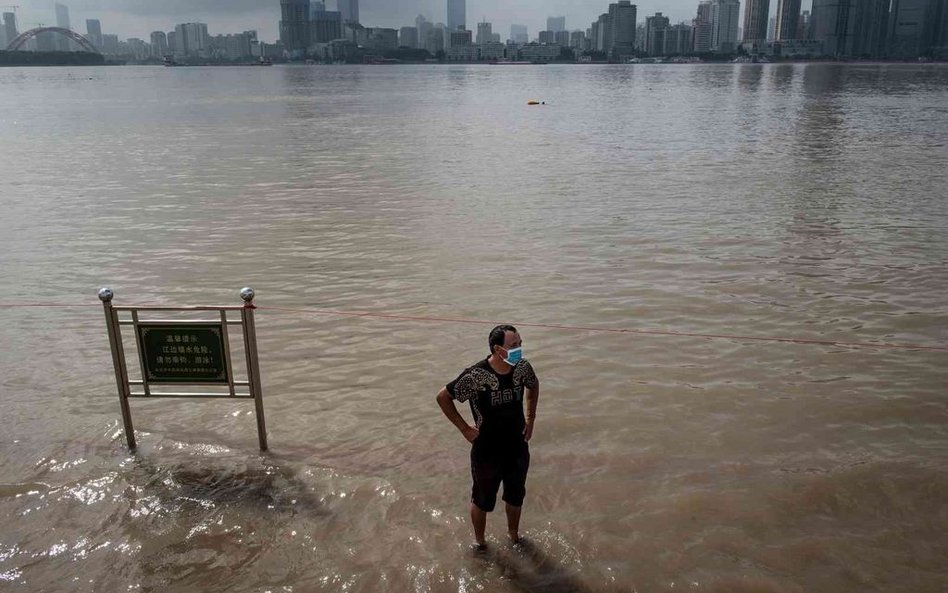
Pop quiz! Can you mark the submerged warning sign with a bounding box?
[136,324,228,384]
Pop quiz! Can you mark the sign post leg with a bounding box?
[99,288,136,450]
[240,288,268,451]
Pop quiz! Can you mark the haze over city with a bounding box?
[9,0,802,41]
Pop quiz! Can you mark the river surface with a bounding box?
[1,63,947,593]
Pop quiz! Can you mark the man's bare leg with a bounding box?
[470,503,488,548]
[505,503,522,542]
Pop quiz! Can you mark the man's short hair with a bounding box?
[488,324,518,355]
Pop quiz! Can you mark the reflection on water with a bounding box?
[0,64,947,592]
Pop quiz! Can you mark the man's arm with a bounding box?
[523,381,539,442]
[436,386,479,443]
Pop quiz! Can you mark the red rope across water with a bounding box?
[0,302,944,352]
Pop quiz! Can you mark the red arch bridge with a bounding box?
[5,27,100,53]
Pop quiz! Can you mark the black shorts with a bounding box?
[470,441,530,512]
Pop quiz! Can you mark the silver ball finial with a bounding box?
[240,287,255,302]
[98,287,114,302]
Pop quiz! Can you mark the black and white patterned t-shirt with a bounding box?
[446,358,538,448]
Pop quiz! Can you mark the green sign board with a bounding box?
[137,324,229,384]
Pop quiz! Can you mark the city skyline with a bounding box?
[8,0,815,43]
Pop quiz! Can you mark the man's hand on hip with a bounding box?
[461,425,479,443]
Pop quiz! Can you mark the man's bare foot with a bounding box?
[508,531,522,544]
[471,542,488,553]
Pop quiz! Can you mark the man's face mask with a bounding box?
[502,346,523,366]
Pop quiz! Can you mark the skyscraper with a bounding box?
[547,16,566,32]
[886,0,941,57]
[447,0,465,32]
[850,0,889,56]
[2,12,17,47]
[645,12,670,55]
[55,4,71,51]
[609,1,637,57]
[175,22,210,56]
[693,1,714,51]
[338,0,359,24]
[510,24,528,43]
[400,26,418,47]
[476,21,492,45]
[55,4,70,29]
[150,31,168,57]
[711,0,741,52]
[86,19,102,48]
[810,0,852,55]
[280,0,311,51]
[774,0,801,40]
[743,0,769,40]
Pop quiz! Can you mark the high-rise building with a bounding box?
[476,21,492,44]
[510,24,528,44]
[174,22,210,56]
[609,1,637,56]
[570,30,587,48]
[101,33,119,54]
[150,31,168,57]
[86,19,102,48]
[280,0,310,51]
[851,0,889,56]
[54,4,71,50]
[711,0,741,52]
[768,15,777,39]
[645,13,670,55]
[449,27,472,47]
[447,0,465,31]
[693,1,713,51]
[547,16,566,32]
[664,23,694,54]
[774,0,801,40]
[55,3,70,28]
[312,9,342,43]
[797,10,812,38]
[538,30,555,43]
[594,13,613,52]
[812,0,852,56]
[400,26,418,47]
[339,0,359,24]
[417,16,433,49]
[425,23,444,53]
[3,12,17,47]
[886,0,942,57]
[743,0,769,40]
[555,30,571,45]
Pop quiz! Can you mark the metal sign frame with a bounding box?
[99,287,268,451]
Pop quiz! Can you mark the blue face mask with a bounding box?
[503,347,523,366]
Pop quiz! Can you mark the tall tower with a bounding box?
[693,1,713,51]
[447,0,466,31]
[547,16,566,32]
[86,19,102,48]
[280,0,311,51]
[2,12,17,47]
[476,21,492,45]
[711,0,741,51]
[55,4,71,50]
[339,0,359,24]
[609,1,637,57]
[774,0,801,40]
[743,0,770,40]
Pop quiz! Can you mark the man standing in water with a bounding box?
[436,325,540,550]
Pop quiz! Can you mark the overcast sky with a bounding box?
[12,0,805,43]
